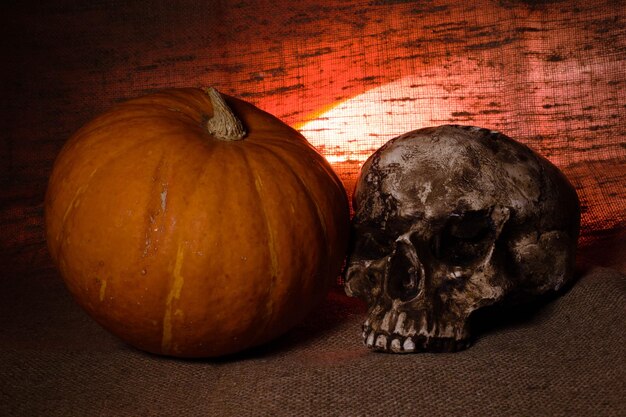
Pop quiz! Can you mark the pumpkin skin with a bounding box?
[45,88,349,358]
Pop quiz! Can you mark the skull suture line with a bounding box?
[345,125,580,353]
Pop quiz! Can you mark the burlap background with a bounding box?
[2,0,625,271]
[2,0,625,415]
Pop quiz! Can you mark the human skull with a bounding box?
[344,125,580,353]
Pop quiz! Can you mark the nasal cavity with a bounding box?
[387,242,422,302]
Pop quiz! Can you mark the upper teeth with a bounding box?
[390,338,402,352]
[375,334,387,349]
[403,337,416,352]
[363,327,417,353]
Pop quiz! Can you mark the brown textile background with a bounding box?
[1,0,625,276]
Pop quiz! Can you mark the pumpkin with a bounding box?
[45,87,349,357]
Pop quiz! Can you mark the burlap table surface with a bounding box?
[1,264,624,417]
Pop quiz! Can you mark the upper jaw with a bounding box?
[361,310,472,353]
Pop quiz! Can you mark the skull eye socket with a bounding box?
[431,209,495,266]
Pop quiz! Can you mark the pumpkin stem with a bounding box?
[205,87,246,141]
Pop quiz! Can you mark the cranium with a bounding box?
[345,125,580,353]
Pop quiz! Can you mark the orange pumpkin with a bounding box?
[45,87,349,357]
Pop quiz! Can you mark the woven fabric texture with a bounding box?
[1,266,625,416]
[2,0,625,274]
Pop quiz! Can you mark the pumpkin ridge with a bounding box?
[141,153,167,258]
[139,132,212,253]
[154,138,224,354]
[161,243,186,354]
[137,139,199,261]
[250,141,331,266]
[245,138,344,197]
[246,141,338,337]
[237,147,279,341]
[51,135,160,264]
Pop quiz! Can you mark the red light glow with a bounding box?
[294,58,625,237]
